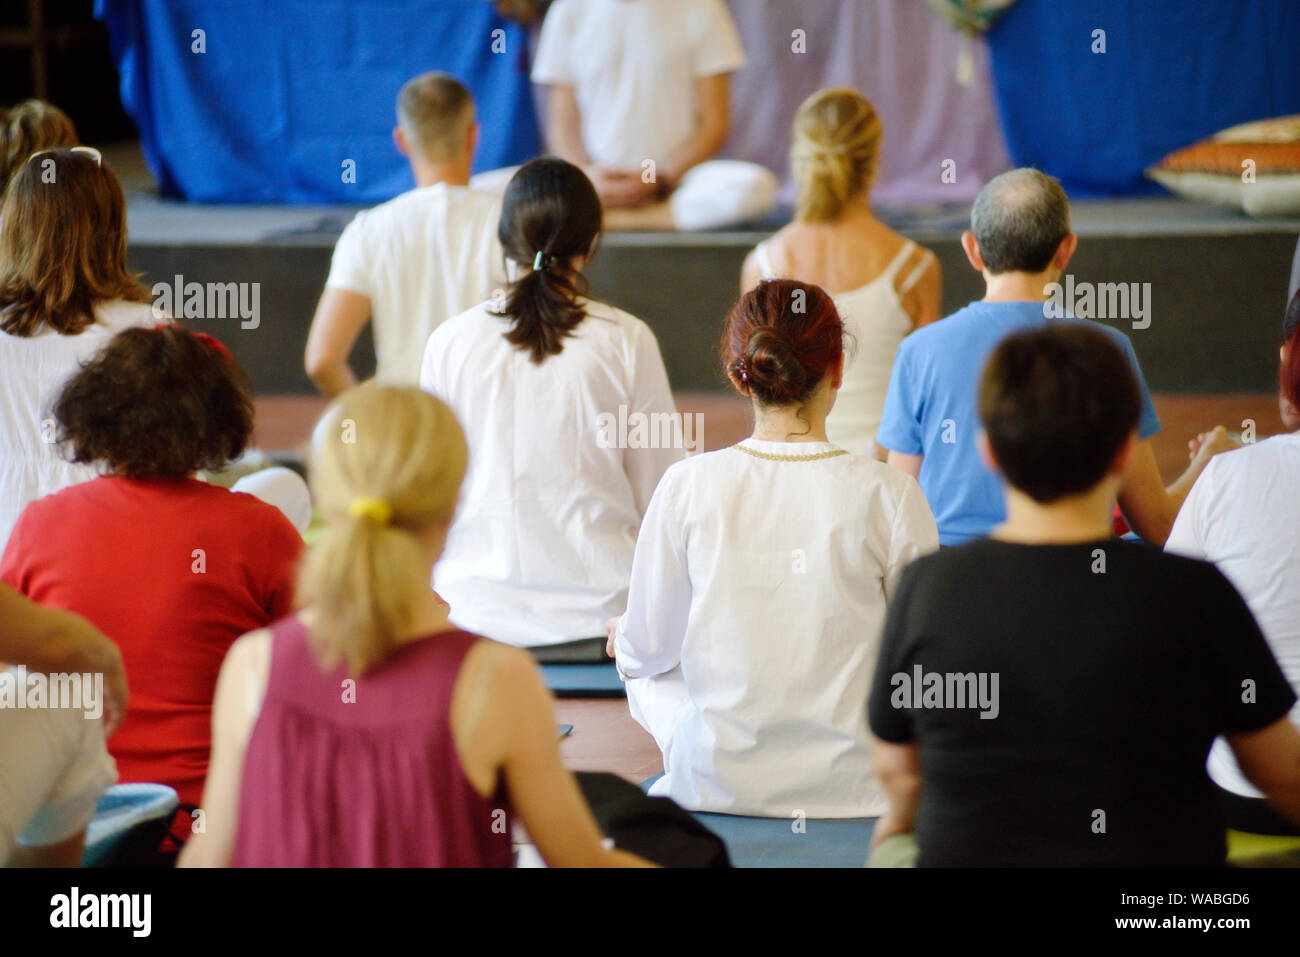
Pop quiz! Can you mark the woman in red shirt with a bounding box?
[0,326,302,812]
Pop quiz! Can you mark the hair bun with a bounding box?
[744,326,807,404]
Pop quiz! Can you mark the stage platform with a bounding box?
[109,144,1300,400]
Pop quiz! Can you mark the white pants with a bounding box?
[471,159,778,231]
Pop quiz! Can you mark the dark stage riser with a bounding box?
[126,229,1299,396]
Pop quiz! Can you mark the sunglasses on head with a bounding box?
[26,145,103,167]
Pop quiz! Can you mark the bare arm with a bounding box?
[872,738,922,845]
[1117,430,1230,546]
[899,256,943,330]
[0,584,126,736]
[471,646,654,867]
[177,630,270,867]
[739,249,763,295]
[887,450,923,480]
[1227,716,1300,826]
[304,289,371,397]
[661,73,730,189]
[543,84,590,167]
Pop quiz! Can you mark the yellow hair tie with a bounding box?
[347,496,393,525]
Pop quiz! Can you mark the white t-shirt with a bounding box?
[420,297,684,646]
[613,440,940,817]
[0,299,159,553]
[532,0,746,170]
[325,183,504,385]
[0,668,117,858]
[1166,432,1300,797]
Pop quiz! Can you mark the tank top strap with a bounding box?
[881,239,918,282]
[754,241,777,279]
[898,247,935,296]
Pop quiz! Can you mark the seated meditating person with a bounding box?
[526,0,777,231]
[608,279,939,817]
[876,167,1233,546]
[0,99,78,195]
[741,88,941,458]
[1166,293,1300,836]
[868,325,1300,867]
[305,72,503,394]
[0,584,121,867]
[179,385,652,868]
[0,148,158,550]
[420,158,683,661]
[0,326,303,821]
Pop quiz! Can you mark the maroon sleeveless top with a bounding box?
[231,615,513,867]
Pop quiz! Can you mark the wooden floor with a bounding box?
[554,699,660,784]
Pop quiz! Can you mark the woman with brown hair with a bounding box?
[740,89,942,458]
[0,325,302,820]
[0,99,78,196]
[0,148,157,548]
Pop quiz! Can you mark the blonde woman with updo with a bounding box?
[741,89,942,459]
[180,385,650,868]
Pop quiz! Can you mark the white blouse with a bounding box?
[421,297,684,647]
[0,300,159,551]
[613,438,939,817]
[1166,431,1300,797]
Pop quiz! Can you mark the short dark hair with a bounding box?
[55,325,254,479]
[978,324,1139,503]
[970,168,1070,275]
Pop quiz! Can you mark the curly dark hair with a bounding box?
[54,325,254,479]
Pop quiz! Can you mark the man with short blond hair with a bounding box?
[306,72,503,394]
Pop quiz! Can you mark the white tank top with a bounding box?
[753,238,932,455]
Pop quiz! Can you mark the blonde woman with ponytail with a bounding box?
[741,88,942,459]
[181,384,650,868]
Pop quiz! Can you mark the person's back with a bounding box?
[327,182,501,384]
[613,280,938,817]
[630,446,934,816]
[232,617,510,867]
[421,159,683,649]
[0,149,157,549]
[744,89,940,456]
[881,301,1158,543]
[0,300,156,547]
[0,328,302,806]
[878,538,1279,865]
[307,73,504,393]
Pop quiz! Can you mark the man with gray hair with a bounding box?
[876,167,1232,546]
[306,72,503,394]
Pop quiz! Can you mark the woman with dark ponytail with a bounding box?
[420,158,682,660]
[608,279,939,818]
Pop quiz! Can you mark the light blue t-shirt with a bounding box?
[876,301,1161,546]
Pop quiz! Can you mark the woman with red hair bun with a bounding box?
[1166,291,1300,837]
[607,279,938,820]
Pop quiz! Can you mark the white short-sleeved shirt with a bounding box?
[420,297,684,646]
[325,184,503,385]
[531,0,746,170]
[1166,432,1300,796]
[613,441,940,817]
[0,668,117,858]
[0,299,159,552]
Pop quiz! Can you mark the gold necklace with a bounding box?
[732,443,848,462]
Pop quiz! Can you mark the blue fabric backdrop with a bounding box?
[95,0,540,203]
[986,0,1300,196]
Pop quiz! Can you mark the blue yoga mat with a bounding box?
[640,774,875,867]
[540,663,625,698]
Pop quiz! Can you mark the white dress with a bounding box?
[0,300,159,551]
[1166,432,1300,797]
[421,297,685,647]
[753,239,932,455]
[613,438,939,817]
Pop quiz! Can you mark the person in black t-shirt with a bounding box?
[867,324,1300,866]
